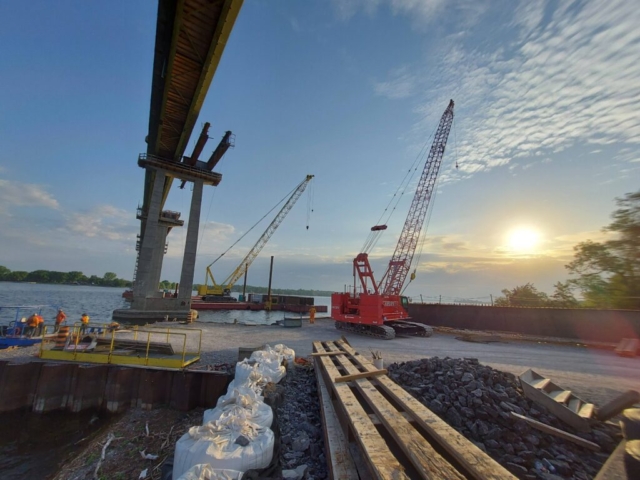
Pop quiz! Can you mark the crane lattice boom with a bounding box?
[381,99,454,295]
[203,175,314,295]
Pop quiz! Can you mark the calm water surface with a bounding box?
[0,282,331,326]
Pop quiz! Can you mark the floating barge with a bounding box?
[191,293,327,314]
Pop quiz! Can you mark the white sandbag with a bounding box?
[204,392,273,428]
[234,359,258,385]
[176,464,243,480]
[225,369,268,397]
[250,345,283,365]
[216,385,263,409]
[272,344,295,364]
[173,417,274,478]
[250,347,286,383]
[255,361,286,384]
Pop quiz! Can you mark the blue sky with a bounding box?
[1,0,638,302]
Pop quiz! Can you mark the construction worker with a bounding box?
[25,314,38,337]
[54,309,67,333]
[80,313,90,335]
[309,306,316,324]
[35,313,44,336]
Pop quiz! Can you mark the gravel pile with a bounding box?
[388,357,620,479]
[277,363,328,480]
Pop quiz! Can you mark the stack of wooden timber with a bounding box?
[312,339,516,479]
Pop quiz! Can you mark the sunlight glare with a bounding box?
[508,228,540,252]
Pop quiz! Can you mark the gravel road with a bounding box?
[1,318,637,406]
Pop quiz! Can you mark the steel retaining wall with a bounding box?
[0,361,230,414]
[408,304,640,344]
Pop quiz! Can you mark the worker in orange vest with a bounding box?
[309,306,316,324]
[54,309,67,333]
[35,314,45,336]
[25,314,39,337]
[80,313,90,335]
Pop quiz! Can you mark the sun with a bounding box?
[507,228,540,253]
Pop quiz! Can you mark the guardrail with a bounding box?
[39,322,202,369]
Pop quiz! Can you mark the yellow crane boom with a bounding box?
[198,174,314,299]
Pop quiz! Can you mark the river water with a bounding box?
[0,282,331,327]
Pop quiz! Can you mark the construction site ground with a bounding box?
[2,317,637,407]
[2,317,638,479]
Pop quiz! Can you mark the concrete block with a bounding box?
[0,362,43,412]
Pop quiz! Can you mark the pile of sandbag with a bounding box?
[173,344,294,480]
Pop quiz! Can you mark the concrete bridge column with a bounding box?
[134,170,166,303]
[178,180,204,302]
[148,224,169,296]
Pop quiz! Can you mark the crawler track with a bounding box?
[334,321,396,339]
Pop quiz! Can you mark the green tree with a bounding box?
[67,271,86,283]
[26,270,50,283]
[0,265,10,280]
[566,189,640,309]
[7,271,28,282]
[549,281,578,307]
[494,283,549,307]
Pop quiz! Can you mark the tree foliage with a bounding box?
[566,189,640,309]
[0,266,131,287]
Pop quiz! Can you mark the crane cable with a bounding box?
[203,181,302,266]
[361,123,438,254]
[403,117,460,293]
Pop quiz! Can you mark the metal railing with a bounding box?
[39,322,202,368]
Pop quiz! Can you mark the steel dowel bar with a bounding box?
[313,341,407,480]
[324,342,464,480]
[335,339,516,480]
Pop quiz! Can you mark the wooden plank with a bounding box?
[369,412,414,425]
[532,378,551,390]
[324,342,464,480]
[335,339,516,480]
[313,341,407,480]
[314,357,359,480]
[334,369,387,383]
[578,403,596,419]
[550,390,572,404]
[311,352,344,357]
[509,412,600,451]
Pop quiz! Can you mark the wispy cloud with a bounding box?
[373,67,418,99]
[65,205,137,241]
[0,178,59,213]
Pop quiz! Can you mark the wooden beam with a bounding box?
[324,342,464,480]
[313,341,407,480]
[509,412,600,451]
[314,357,359,480]
[311,352,344,357]
[334,369,387,383]
[335,339,516,480]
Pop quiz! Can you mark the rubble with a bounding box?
[388,357,622,479]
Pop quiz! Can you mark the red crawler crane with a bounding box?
[332,100,455,339]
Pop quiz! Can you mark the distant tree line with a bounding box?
[0,266,132,288]
[495,189,640,310]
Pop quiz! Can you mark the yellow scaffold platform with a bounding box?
[39,322,201,369]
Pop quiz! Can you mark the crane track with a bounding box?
[334,321,396,340]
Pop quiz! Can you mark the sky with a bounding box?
[1,0,638,303]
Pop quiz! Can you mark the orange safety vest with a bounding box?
[55,312,66,324]
[81,315,90,324]
[27,315,38,327]
[35,315,44,325]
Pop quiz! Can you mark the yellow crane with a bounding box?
[198,174,314,301]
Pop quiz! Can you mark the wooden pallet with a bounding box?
[313,339,516,480]
[519,369,595,432]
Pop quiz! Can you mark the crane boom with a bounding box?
[381,99,454,295]
[200,174,314,297]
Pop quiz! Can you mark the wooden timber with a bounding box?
[334,339,516,480]
[314,339,515,480]
[334,369,387,383]
[510,412,601,451]
[313,341,407,479]
[315,357,359,480]
[519,368,594,432]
